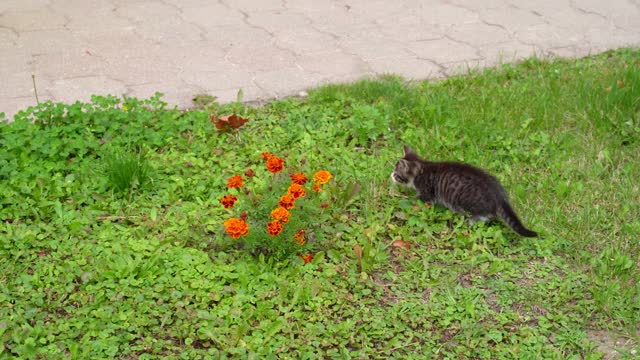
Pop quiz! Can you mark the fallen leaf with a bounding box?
[391,240,411,249]
[353,243,363,259]
[210,114,249,130]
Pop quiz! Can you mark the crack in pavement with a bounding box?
[158,0,208,42]
[404,46,448,75]
[568,0,629,33]
[569,0,608,20]
[443,35,485,60]
[0,25,20,39]
[280,0,374,74]
[478,17,512,36]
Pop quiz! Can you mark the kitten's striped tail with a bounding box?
[497,200,537,237]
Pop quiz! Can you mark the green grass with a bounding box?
[1,48,639,358]
[103,149,151,197]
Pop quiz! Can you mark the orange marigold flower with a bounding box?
[270,206,290,224]
[287,183,306,199]
[293,230,306,245]
[267,220,283,236]
[224,218,249,239]
[261,152,274,161]
[290,172,308,185]
[266,156,284,174]
[227,175,244,188]
[312,183,322,192]
[240,211,248,220]
[297,253,313,264]
[278,194,295,210]
[220,194,238,209]
[313,170,332,185]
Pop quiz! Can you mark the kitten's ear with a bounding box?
[403,145,416,157]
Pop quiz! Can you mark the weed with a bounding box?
[103,149,150,197]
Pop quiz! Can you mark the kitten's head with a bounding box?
[391,145,423,188]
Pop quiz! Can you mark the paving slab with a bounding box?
[1,0,639,120]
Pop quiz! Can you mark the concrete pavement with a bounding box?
[1,0,639,120]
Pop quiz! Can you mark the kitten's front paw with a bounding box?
[417,194,433,205]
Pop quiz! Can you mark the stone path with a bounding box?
[1,0,639,119]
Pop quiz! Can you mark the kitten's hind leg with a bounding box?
[467,215,492,225]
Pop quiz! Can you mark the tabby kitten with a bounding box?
[391,146,537,237]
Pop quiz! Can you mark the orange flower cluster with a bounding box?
[220,194,238,209]
[291,173,308,185]
[270,207,290,224]
[260,151,285,174]
[278,194,295,210]
[221,152,331,265]
[287,183,306,200]
[222,174,248,238]
[294,229,306,245]
[313,170,331,185]
[266,169,309,238]
[224,218,249,239]
[297,253,313,264]
[266,156,284,174]
[227,175,244,189]
[311,170,332,192]
[267,220,283,236]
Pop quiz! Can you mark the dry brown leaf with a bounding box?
[210,113,249,130]
[353,243,363,259]
[391,240,411,249]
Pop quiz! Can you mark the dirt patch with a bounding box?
[422,288,432,304]
[587,329,638,359]
[485,291,501,312]
[371,274,400,305]
[457,273,473,288]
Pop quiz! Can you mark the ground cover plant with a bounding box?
[1,48,639,358]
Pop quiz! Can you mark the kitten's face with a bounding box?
[391,158,418,189]
[391,146,422,188]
